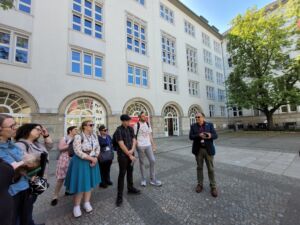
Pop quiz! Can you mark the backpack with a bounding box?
[136,122,150,138]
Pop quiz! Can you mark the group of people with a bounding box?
[0,110,218,224]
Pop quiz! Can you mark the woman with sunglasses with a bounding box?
[0,114,38,225]
[97,125,114,188]
[64,120,101,218]
[15,123,53,225]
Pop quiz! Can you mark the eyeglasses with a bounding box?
[86,124,94,127]
[1,123,18,130]
[195,116,203,119]
[101,129,107,132]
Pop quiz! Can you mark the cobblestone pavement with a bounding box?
[33,132,300,225]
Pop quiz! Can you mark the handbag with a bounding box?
[99,136,114,162]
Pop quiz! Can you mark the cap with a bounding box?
[98,125,106,131]
[120,114,131,121]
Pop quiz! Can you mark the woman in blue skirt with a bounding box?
[65,120,101,218]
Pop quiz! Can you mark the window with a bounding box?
[203,49,212,65]
[216,72,224,85]
[127,64,148,87]
[206,86,215,100]
[164,74,177,92]
[72,0,103,39]
[160,3,174,24]
[127,16,147,55]
[215,56,222,70]
[135,0,145,5]
[184,20,195,37]
[213,41,221,53]
[209,105,215,117]
[228,57,232,67]
[189,81,199,96]
[290,104,297,112]
[220,106,226,117]
[232,106,243,117]
[18,0,31,14]
[162,34,176,65]
[205,67,213,82]
[0,29,29,65]
[202,32,210,47]
[281,105,288,113]
[71,49,103,79]
[186,45,197,73]
[218,89,226,102]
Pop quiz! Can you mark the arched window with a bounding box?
[163,105,179,136]
[65,97,106,131]
[126,102,149,116]
[0,90,31,125]
[189,106,201,125]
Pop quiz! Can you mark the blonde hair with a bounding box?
[80,120,93,132]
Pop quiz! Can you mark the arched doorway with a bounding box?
[125,101,150,126]
[65,97,106,131]
[163,105,179,136]
[0,90,32,125]
[189,105,202,125]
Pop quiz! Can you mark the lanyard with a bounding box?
[84,134,94,150]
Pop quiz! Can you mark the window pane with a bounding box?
[0,32,10,44]
[128,65,133,74]
[72,62,80,73]
[19,4,31,14]
[95,57,102,66]
[128,74,133,84]
[84,65,92,75]
[84,54,92,63]
[95,68,102,78]
[72,51,80,61]
[0,46,9,60]
[95,24,102,32]
[16,37,28,49]
[15,50,28,63]
[73,3,81,12]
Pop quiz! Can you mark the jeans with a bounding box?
[137,145,156,181]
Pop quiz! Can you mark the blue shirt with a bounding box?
[0,141,29,196]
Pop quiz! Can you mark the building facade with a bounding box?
[0,0,228,139]
[222,0,300,129]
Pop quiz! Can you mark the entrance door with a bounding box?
[168,118,174,136]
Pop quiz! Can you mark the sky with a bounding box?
[180,0,275,33]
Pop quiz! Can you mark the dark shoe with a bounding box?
[107,180,113,185]
[195,184,203,193]
[99,183,108,188]
[50,198,58,206]
[116,196,123,207]
[128,187,141,194]
[211,188,218,197]
[65,191,73,196]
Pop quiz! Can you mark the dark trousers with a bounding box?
[28,194,38,225]
[12,189,31,225]
[99,160,112,184]
[117,156,134,197]
[0,193,13,225]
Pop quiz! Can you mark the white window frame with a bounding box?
[205,67,213,82]
[163,74,178,93]
[213,40,221,54]
[189,80,199,97]
[186,45,197,73]
[206,86,215,100]
[209,105,215,117]
[203,49,212,65]
[17,0,32,14]
[126,15,147,55]
[0,28,30,65]
[127,64,148,88]
[70,48,104,79]
[71,0,104,39]
[218,89,226,102]
[202,32,210,48]
[135,0,145,5]
[215,56,222,70]
[216,72,224,85]
[184,20,195,37]
[162,33,176,66]
[160,3,174,24]
[220,106,226,117]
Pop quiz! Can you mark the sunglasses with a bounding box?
[195,116,203,119]
[101,129,107,132]
[86,124,94,127]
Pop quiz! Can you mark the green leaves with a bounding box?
[226,3,300,128]
[0,0,14,10]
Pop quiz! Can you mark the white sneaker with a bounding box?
[140,180,147,187]
[150,180,162,187]
[73,206,82,218]
[83,202,93,213]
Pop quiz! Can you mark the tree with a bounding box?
[226,2,300,129]
[0,0,14,10]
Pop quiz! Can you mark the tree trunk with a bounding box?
[265,112,274,130]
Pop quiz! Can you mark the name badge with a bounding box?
[201,139,205,144]
[105,147,110,151]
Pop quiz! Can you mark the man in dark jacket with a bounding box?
[189,112,218,197]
